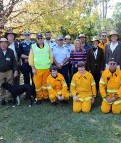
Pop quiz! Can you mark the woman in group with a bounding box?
[70,39,87,77]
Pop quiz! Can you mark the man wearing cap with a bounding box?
[29,33,53,103]
[86,36,104,93]
[44,31,57,51]
[19,31,33,84]
[78,34,90,51]
[53,36,70,88]
[98,31,109,52]
[70,61,96,113]
[0,38,17,105]
[100,58,121,114]
[105,30,121,69]
[5,30,20,85]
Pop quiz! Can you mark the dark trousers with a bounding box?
[20,63,33,85]
[92,71,101,93]
[58,64,70,88]
[72,67,78,77]
[68,63,72,82]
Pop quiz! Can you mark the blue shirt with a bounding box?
[53,45,70,65]
[84,43,91,51]
[44,40,57,51]
[64,44,74,54]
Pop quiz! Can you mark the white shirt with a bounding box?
[110,42,119,53]
[8,42,18,61]
[93,47,98,59]
[3,51,6,55]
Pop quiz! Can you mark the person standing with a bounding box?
[44,31,57,51]
[0,38,17,105]
[86,36,104,93]
[98,31,109,52]
[70,39,87,76]
[5,30,21,85]
[29,33,53,103]
[19,31,33,84]
[78,34,90,51]
[53,36,70,88]
[105,30,121,69]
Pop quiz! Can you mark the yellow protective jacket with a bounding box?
[29,43,53,68]
[98,39,109,52]
[47,73,68,96]
[70,71,96,99]
[99,69,121,99]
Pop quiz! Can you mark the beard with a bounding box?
[46,37,51,40]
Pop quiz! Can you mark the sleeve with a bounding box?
[28,48,34,67]
[99,72,107,98]
[105,45,109,65]
[100,49,105,71]
[116,76,121,98]
[18,42,24,57]
[61,75,68,95]
[66,49,70,58]
[86,50,91,71]
[90,75,96,97]
[46,77,57,96]
[49,47,53,64]
[12,51,17,72]
[70,75,78,96]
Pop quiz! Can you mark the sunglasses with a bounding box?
[101,35,107,37]
[37,37,43,39]
[109,63,116,65]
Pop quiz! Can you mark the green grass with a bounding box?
[0,96,121,143]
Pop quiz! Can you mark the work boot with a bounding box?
[1,99,6,105]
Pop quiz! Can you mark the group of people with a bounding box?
[0,29,121,114]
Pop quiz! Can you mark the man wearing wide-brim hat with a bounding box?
[86,36,104,93]
[78,33,91,51]
[4,30,20,85]
[105,30,121,69]
[0,38,17,105]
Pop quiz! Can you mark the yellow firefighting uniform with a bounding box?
[99,69,121,114]
[70,71,96,113]
[47,73,69,102]
[29,43,53,100]
[98,39,109,53]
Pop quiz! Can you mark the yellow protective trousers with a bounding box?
[73,96,92,113]
[33,69,50,100]
[101,98,121,114]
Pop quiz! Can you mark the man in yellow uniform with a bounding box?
[47,66,69,105]
[70,61,96,113]
[98,31,109,52]
[99,58,121,114]
[29,33,53,103]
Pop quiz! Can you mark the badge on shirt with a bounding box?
[6,58,10,61]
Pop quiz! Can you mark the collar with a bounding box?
[36,43,44,49]
[77,71,88,79]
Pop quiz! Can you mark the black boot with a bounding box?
[1,100,6,105]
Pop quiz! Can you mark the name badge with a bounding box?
[6,58,10,61]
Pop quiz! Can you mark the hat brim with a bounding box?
[4,33,17,39]
[0,40,9,44]
[109,34,119,38]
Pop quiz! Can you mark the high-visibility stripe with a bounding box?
[36,88,41,92]
[114,100,121,105]
[71,83,75,86]
[100,80,106,84]
[42,86,47,89]
[62,83,67,87]
[79,96,92,102]
[91,82,95,86]
[103,98,121,105]
[107,89,118,93]
[47,86,52,90]
[57,91,62,95]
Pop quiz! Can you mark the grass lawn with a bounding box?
[0,96,121,143]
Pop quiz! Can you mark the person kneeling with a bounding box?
[70,61,96,113]
[47,66,69,105]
